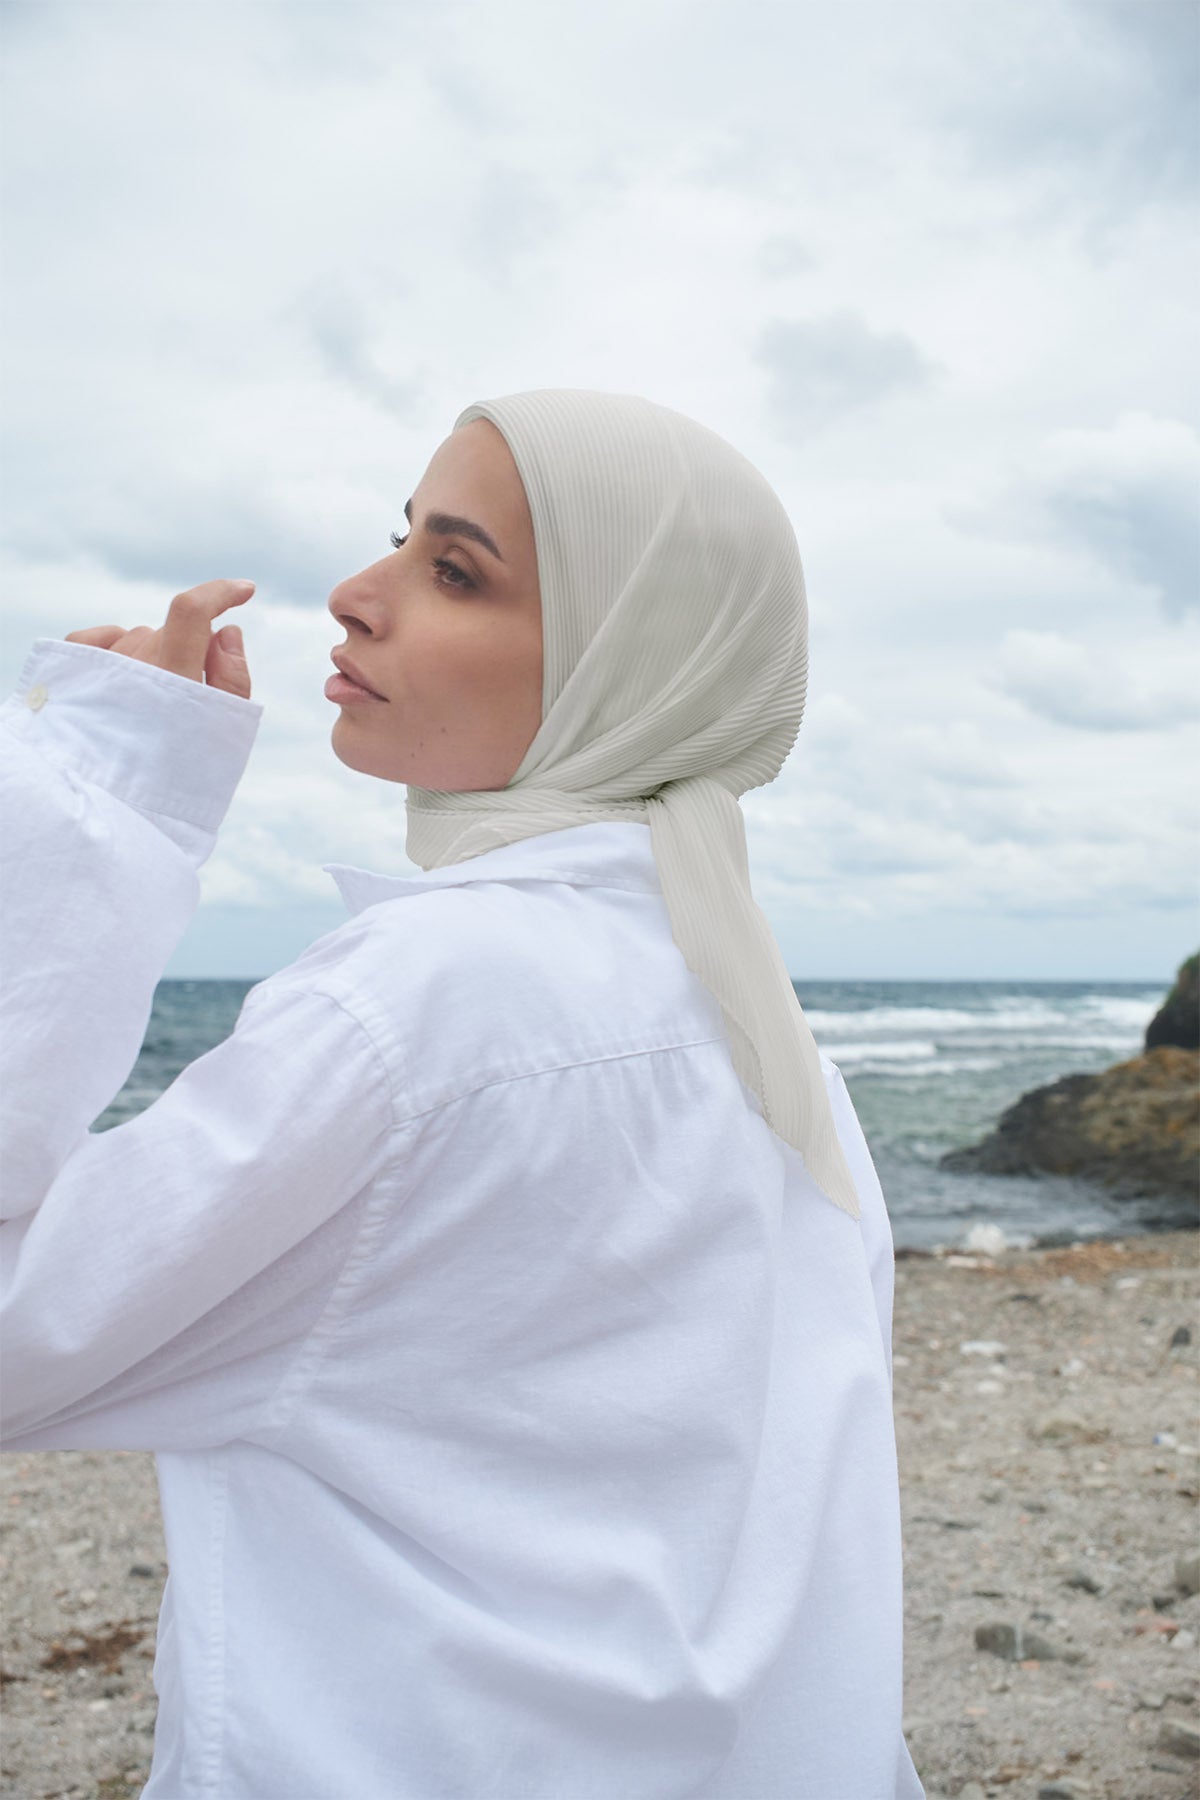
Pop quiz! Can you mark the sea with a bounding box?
[94,977,1196,1252]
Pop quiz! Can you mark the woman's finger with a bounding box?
[116,626,156,656]
[64,626,128,648]
[203,623,253,699]
[157,580,255,681]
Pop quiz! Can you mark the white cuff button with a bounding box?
[25,685,49,712]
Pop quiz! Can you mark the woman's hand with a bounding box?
[64,579,255,699]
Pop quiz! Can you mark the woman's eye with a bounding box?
[433,557,476,592]
[389,531,474,590]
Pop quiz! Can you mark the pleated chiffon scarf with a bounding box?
[404,389,860,1220]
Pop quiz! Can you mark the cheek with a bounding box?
[435,618,530,690]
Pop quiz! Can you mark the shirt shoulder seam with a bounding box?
[241,979,410,1133]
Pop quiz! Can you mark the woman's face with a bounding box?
[326,419,543,789]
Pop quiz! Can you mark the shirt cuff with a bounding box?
[0,638,263,833]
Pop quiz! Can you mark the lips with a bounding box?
[328,651,386,702]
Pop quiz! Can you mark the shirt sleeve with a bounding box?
[0,978,404,1453]
[0,637,404,1455]
[0,638,263,1220]
[821,1054,896,1384]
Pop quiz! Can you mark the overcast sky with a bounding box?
[2,0,1197,981]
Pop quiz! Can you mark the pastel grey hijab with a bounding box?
[405,389,860,1220]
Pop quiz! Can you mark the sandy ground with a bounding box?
[1,1228,1196,1800]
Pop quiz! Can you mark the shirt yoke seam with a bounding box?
[394,1032,731,1126]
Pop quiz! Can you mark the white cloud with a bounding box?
[995,626,1200,731]
[948,413,1200,617]
[755,311,942,438]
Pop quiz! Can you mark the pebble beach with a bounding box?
[1,1227,1197,1800]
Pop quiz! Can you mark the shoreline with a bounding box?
[897,1209,1200,1259]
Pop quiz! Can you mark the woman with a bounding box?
[1,390,925,1799]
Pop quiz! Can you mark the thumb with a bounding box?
[204,622,252,698]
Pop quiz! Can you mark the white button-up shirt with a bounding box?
[0,640,924,1800]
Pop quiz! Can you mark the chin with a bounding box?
[330,720,393,783]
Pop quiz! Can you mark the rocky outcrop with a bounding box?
[940,1044,1199,1200]
[1145,953,1199,1052]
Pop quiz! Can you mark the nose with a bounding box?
[327,561,391,637]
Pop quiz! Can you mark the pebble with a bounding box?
[1065,1566,1104,1594]
[956,1784,987,1800]
[960,1340,1007,1358]
[1170,1628,1197,1651]
[1031,1412,1091,1442]
[974,1621,1065,1662]
[1157,1718,1200,1758]
[1176,1552,1200,1596]
[1037,1783,1090,1799]
[962,1223,1010,1257]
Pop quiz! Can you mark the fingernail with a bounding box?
[219,626,244,651]
[232,579,255,592]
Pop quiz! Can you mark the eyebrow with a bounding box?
[403,498,504,562]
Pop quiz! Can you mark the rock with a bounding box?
[1065,1566,1104,1594]
[976,1621,1020,1659]
[1133,1614,1180,1636]
[1030,1412,1107,1444]
[962,1222,1009,1256]
[1135,1689,1167,1709]
[1171,1629,1197,1652]
[1145,953,1199,1052]
[957,1784,987,1800]
[974,1620,1064,1661]
[938,1045,1200,1199]
[1038,1782,1090,1800]
[51,1537,95,1560]
[1157,1718,1200,1759]
[1176,1553,1200,1596]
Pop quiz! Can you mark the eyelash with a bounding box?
[389,531,477,592]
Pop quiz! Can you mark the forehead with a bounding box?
[417,419,520,498]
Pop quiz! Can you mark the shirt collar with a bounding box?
[323,821,660,917]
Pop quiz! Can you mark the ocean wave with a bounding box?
[850,1055,1005,1079]
[805,1004,1079,1036]
[805,1006,1014,1035]
[822,1039,940,1064]
[803,996,1159,1041]
[937,1033,1147,1054]
[1072,996,1161,1029]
